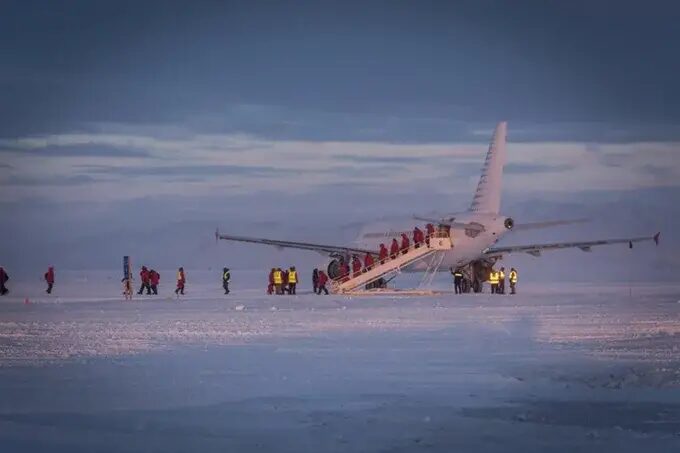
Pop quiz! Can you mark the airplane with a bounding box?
[217,122,659,292]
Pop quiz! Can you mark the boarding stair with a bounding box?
[330,233,453,294]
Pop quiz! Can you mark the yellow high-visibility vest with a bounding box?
[510,270,518,283]
[499,271,505,280]
[453,272,463,278]
[273,270,283,284]
[288,270,297,283]
[489,271,499,284]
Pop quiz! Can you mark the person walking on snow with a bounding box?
[0,266,9,295]
[44,266,55,294]
[317,270,329,295]
[149,269,160,295]
[175,267,186,296]
[222,267,231,295]
[451,267,463,294]
[138,266,151,295]
[312,268,319,294]
[268,268,275,295]
[509,267,518,294]
[288,266,298,295]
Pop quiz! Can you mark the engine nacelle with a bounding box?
[327,259,341,280]
[504,217,515,230]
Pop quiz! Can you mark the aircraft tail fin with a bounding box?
[469,121,507,214]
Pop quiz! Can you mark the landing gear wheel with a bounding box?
[461,279,471,293]
[472,279,482,293]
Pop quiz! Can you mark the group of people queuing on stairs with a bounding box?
[267,266,298,295]
[333,223,441,284]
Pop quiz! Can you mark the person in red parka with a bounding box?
[400,233,410,254]
[390,238,400,259]
[425,223,435,246]
[44,266,55,294]
[378,244,388,264]
[149,269,160,295]
[175,267,186,296]
[352,255,362,278]
[413,227,424,248]
[317,270,329,295]
[340,261,350,282]
[138,266,151,295]
[364,252,374,271]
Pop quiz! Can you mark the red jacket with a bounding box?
[364,253,374,269]
[149,271,160,286]
[379,244,388,262]
[401,233,410,252]
[426,223,435,237]
[352,257,362,277]
[177,270,186,286]
[413,227,424,244]
[390,239,400,257]
[318,271,328,286]
[140,268,150,284]
[45,267,55,284]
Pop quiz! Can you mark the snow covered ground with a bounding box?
[0,270,679,451]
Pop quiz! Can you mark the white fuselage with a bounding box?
[349,212,511,270]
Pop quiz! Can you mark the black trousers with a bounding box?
[510,282,516,294]
[490,283,497,294]
[151,284,158,295]
[175,286,184,295]
[454,278,462,294]
[1,284,8,295]
[46,283,53,294]
[289,283,296,295]
[138,282,150,295]
[498,281,505,294]
[317,285,328,295]
[223,281,230,294]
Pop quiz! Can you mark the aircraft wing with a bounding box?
[484,232,660,258]
[216,231,375,256]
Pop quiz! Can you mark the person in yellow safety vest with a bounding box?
[273,268,283,295]
[288,266,298,295]
[498,267,506,294]
[509,267,518,294]
[488,269,499,294]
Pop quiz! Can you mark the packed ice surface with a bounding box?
[0,270,679,452]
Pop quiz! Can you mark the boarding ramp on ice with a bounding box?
[330,234,453,294]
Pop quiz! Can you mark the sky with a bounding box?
[1,0,679,280]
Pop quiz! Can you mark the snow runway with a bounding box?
[0,274,679,451]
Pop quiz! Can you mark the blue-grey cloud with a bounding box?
[330,154,428,164]
[504,163,573,175]
[2,174,96,186]
[1,144,151,158]
[77,164,281,178]
[2,1,680,143]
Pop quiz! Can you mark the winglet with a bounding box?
[654,232,660,246]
